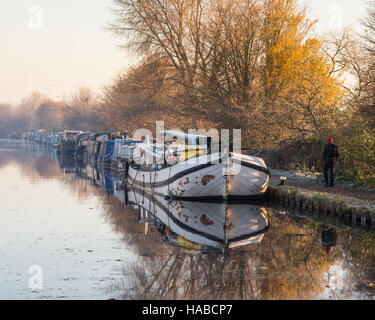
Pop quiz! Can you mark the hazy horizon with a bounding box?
[0,0,367,105]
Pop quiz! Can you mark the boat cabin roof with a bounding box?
[65,130,83,134]
[158,130,211,146]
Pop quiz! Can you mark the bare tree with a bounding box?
[0,104,15,137]
[362,0,375,55]
[34,101,64,131]
[63,87,100,130]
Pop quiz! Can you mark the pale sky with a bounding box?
[0,0,368,105]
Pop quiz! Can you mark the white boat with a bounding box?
[123,131,270,201]
[126,186,269,251]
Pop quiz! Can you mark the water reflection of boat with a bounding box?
[58,153,76,173]
[42,148,58,161]
[94,167,125,202]
[126,187,269,252]
[75,164,96,184]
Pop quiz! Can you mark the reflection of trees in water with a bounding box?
[112,225,335,300]
[100,193,342,300]
[32,156,61,178]
[63,172,93,202]
[0,140,31,169]
[0,152,17,169]
[257,221,334,300]
[18,153,61,183]
[355,268,375,299]
[122,250,238,300]
[0,143,62,182]
[339,228,375,299]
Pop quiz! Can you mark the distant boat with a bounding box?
[123,131,270,202]
[57,130,83,155]
[97,138,144,171]
[85,134,108,162]
[74,132,93,162]
[126,186,269,251]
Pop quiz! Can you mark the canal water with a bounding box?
[1,138,375,300]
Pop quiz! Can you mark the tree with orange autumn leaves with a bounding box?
[109,0,344,143]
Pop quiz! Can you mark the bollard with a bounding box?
[280,177,287,186]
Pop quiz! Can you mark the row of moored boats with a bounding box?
[23,129,271,202]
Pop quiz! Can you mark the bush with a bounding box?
[336,117,375,187]
[264,136,325,172]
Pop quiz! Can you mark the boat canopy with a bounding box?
[158,130,211,148]
[63,130,83,139]
[96,134,108,142]
[112,140,143,159]
[118,140,144,160]
[77,132,92,140]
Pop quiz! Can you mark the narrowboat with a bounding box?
[124,131,271,202]
[74,132,93,162]
[57,130,83,155]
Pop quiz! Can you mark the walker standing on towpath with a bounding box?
[323,137,339,188]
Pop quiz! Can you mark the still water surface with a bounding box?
[1,139,375,300]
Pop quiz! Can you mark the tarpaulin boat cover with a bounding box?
[110,140,144,161]
[104,140,115,160]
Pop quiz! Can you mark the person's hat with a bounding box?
[328,137,334,143]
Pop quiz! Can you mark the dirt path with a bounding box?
[270,175,375,202]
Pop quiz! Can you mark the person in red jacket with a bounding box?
[323,137,339,187]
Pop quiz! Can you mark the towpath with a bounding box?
[270,170,375,202]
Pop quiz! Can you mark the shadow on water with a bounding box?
[2,139,375,300]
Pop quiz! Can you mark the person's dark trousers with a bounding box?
[324,160,335,187]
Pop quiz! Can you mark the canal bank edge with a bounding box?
[266,185,375,226]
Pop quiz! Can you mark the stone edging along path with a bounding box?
[265,184,375,227]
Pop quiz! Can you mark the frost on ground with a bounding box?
[270,168,374,192]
